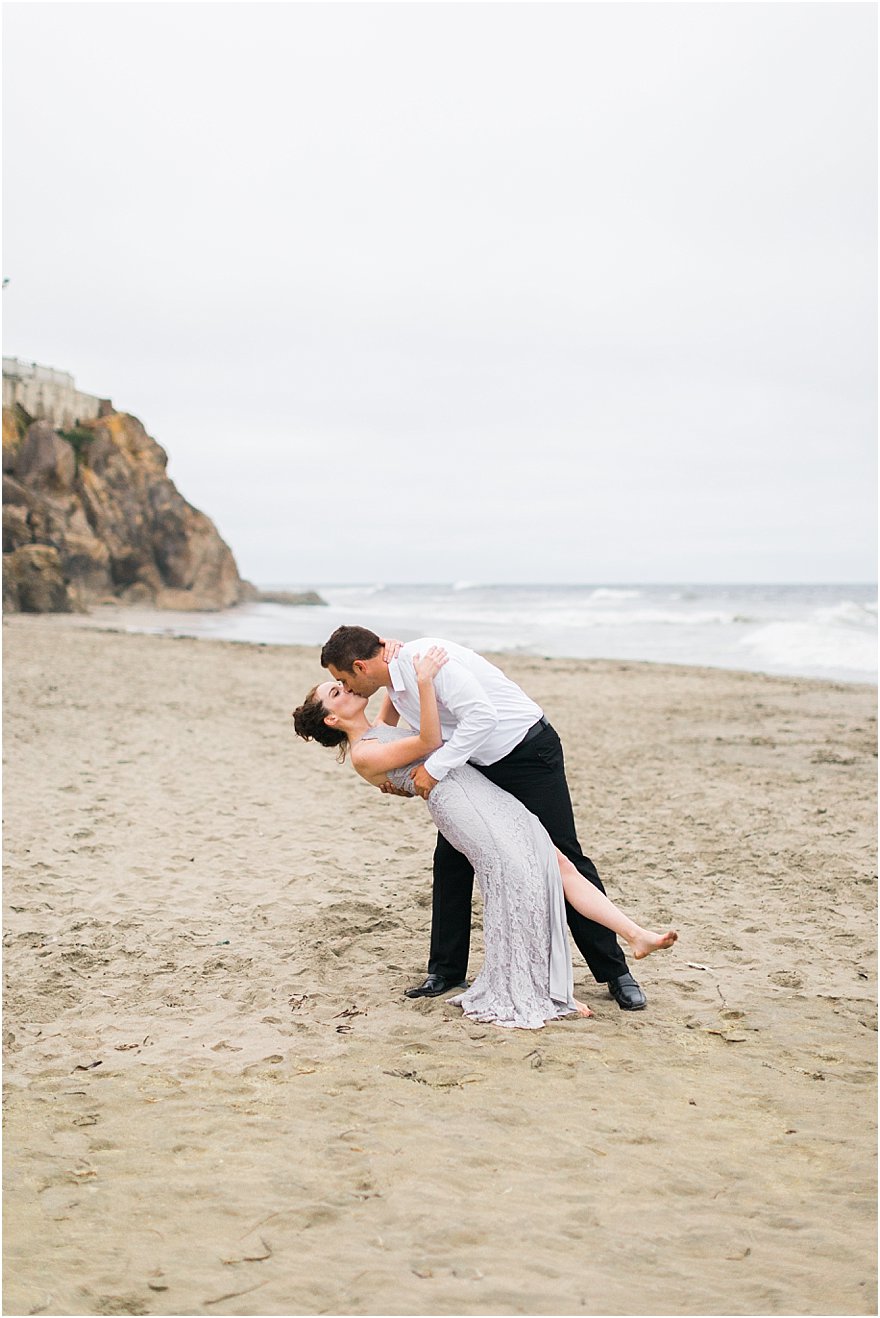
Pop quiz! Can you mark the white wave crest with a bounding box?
[587,588,642,601]
[813,600,878,629]
[740,622,877,676]
[576,608,736,628]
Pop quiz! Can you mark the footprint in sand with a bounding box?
[85,1292,148,1316]
[770,971,803,989]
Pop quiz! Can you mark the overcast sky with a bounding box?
[3,2,876,585]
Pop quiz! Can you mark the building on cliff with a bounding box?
[3,357,324,614]
[2,357,111,430]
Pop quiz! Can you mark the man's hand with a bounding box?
[379,780,411,797]
[410,764,439,799]
[379,637,403,663]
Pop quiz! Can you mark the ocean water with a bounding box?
[93,583,878,684]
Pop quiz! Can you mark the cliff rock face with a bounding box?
[3,409,255,612]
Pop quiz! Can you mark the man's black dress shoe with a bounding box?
[607,972,647,1011]
[405,974,467,999]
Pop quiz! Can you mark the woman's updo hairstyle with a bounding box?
[292,686,349,761]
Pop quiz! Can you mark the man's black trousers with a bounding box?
[427,722,629,986]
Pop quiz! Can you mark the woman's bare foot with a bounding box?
[574,998,594,1018]
[628,927,678,960]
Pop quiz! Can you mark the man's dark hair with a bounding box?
[320,625,382,672]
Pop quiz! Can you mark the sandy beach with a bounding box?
[3,615,876,1317]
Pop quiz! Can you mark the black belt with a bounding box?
[517,715,549,748]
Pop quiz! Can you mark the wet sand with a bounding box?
[3,615,876,1316]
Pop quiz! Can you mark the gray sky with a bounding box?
[3,1,876,585]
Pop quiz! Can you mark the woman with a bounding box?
[293,647,677,1030]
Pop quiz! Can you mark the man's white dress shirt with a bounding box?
[386,637,543,781]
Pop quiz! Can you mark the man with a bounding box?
[321,624,646,1010]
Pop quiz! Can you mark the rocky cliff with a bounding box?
[3,406,257,613]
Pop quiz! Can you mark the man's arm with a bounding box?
[376,676,403,792]
[374,692,400,727]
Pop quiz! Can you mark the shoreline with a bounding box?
[4,617,877,1315]
[4,607,877,691]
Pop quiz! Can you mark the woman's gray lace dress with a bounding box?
[361,724,577,1030]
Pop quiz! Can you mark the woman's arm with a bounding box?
[351,648,447,780]
[413,647,444,749]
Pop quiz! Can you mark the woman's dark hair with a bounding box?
[292,686,349,761]
[320,625,382,673]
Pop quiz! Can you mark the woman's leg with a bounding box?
[555,850,677,960]
[480,733,630,984]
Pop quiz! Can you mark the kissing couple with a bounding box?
[294,626,676,1031]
